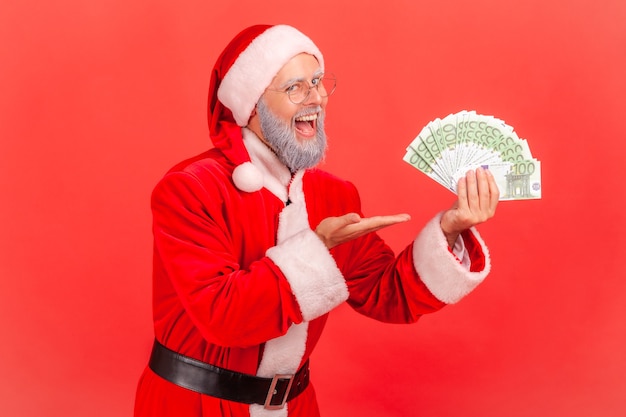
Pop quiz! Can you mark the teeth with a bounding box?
[295,114,318,122]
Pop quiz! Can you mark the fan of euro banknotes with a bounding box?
[403,110,541,200]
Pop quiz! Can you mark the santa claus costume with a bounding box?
[134,24,491,417]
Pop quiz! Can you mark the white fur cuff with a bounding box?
[413,213,491,304]
[266,229,348,321]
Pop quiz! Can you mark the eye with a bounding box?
[285,82,303,94]
[311,76,323,86]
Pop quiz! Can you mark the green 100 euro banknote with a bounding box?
[403,111,542,200]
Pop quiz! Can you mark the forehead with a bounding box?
[271,53,323,86]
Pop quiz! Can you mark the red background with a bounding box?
[1,1,625,416]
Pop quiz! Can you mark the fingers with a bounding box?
[339,212,361,225]
[456,174,468,210]
[460,167,498,214]
[476,168,500,216]
[450,167,499,231]
[315,213,410,249]
[476,167,491,212]
[348,214,411,234]
[380,214,410,228]
[369,213,412,225]
[466,168,480,209]
[487,169,500,209]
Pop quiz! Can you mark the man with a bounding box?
[134,24,499,417]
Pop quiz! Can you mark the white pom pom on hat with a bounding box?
[232,161,265,193]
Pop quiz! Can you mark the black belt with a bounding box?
[148,339,310,410]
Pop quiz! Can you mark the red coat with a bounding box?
[134,131,490,417]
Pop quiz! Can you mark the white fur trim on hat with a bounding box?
[217,25,324,126]
[412,212,491,304]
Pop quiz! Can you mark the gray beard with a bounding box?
[256,99,327,172]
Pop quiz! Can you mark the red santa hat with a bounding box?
[207,24,324,192]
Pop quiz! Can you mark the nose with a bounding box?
[303,84,323,105]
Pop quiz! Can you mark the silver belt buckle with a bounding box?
[263,373,294,410]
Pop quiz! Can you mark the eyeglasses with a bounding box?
[266,73,337,104]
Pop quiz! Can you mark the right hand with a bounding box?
[315,212,411,249]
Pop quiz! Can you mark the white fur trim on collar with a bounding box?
[241,128,291,199]
[250,171,344,416]
[217,25,324,126]
[266,171,348,321]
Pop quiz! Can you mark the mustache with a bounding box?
[294,106,323,119]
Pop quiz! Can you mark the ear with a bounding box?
[245,105,257,128]
[246,107,262,138]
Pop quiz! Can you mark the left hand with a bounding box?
[440,167,499,248]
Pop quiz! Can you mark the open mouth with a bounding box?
[294,113,318,138]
